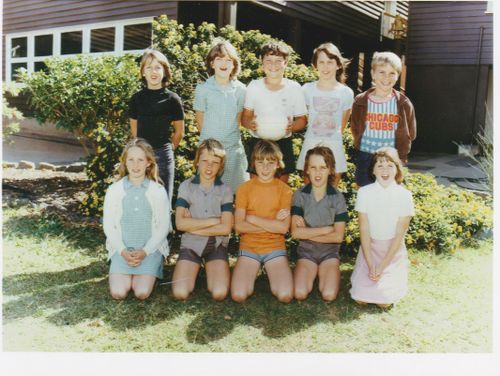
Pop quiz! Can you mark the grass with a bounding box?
[2,205,493,352]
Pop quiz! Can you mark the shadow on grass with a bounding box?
[3,210,378,347]
[2,211,104,258]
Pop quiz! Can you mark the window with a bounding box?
[11,37,27,58]
[124,23,152,50]
[35,34,53,56]
[6,18,153,83]
[61,31,82,54]
[91,27,115,52]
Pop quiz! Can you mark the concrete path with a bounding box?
[2,135,87,165]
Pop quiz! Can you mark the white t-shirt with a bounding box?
[355,181,414,240]
[244,78,307,138]
[302,81,354,142]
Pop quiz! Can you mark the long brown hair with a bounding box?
[311,42,350,83]
[118,138,161,184]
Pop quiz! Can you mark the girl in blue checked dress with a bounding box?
[194,40,249,193]
[103,138,170,300]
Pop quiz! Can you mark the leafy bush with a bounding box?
[20,55,140,215]
[2,83,24,142]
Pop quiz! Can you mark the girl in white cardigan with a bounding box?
[103,138,171,300]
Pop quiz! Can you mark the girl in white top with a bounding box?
[103,138,170,300]
[297,43,354,187]
[350,147,414,308]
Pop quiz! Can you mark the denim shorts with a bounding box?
[238,249,287,264]
[178,237,228,265]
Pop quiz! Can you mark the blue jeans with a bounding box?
[155,143,174,205]
[355,150,375,187]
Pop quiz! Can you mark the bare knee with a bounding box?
[211,286,228,301]
[275,290,293,304]
[173,286,192,301]
[231,289,250,303]
[133,287,153,300]
[321,290,338,302]
[110,288,129,300]
[294,287,310,301]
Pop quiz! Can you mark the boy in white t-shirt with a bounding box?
[297,42,354,187]
[242,42,307,183]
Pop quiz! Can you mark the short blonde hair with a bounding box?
[250,140,285,175]
[371,51,402,74]
[194,138,226,176]
[205,40,241,80]
[139,49,172,87]
[118,138,161,183]
[369,147,404,184]
[311,42,350,83]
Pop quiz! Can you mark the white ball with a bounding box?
[256,114,288,141]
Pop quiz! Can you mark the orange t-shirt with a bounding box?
[235,178,292,254]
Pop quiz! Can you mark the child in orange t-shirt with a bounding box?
[231,140,293,303]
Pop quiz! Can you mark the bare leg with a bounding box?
[293,259,318,301]
[109,273,132,300]
[205,259,230,301]
[332,173,342,188]
[318,258,340,302]
[231,256,260,303]
[265,256,293,303]
[131,274,157,300]
[172,260,200,300]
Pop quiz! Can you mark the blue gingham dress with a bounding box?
[109,178,163,278]
[194,76,249,193]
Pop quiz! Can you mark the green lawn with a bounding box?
[2,206,492,352]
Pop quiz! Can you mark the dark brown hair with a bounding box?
[303,145,336,184]
[311,42,350,83]
[260,41,290,60]
[205,40,241,80]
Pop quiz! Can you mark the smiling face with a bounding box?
[373,156,397,187]
[211,54,235,81]
[315,51,339,81]
[306,154,331,188]
[142,57,165,89]
[255,158,279,183]
[371,63,399,97]
[197,149,222,183]
[262,54,287,80]
[125,146,150,183]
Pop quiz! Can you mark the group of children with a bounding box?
[103,39,417,309]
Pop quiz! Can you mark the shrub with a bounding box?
[20,55,140,216]
[2,82,24,142]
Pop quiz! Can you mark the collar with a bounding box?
[302,184,337,195]
[124,176,150,189]
[207,75,237,90]
[191,174,223,186]
[374,180,398,191]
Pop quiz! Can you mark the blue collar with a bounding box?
[302,183,337,195]
[191,174,223,186]
[124,176,150,189]
[207,75,238,90]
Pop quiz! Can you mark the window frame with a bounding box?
[5,17,153,83]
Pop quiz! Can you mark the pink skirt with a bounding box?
[349,238,408,305]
